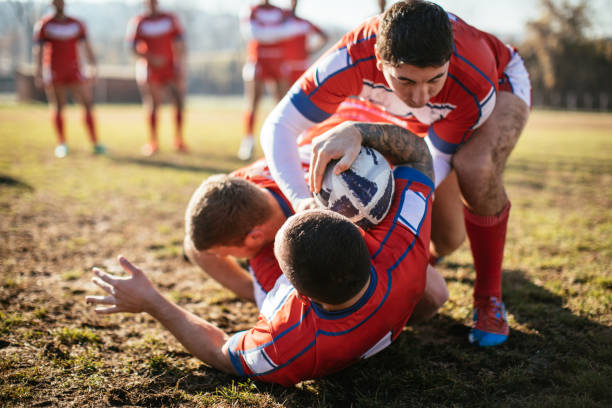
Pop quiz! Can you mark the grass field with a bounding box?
[1,98,611,407]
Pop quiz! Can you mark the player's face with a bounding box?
[206,242,259,260]
[377,60,449,108]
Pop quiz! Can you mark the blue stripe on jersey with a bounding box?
[228,331,248,375]
[447,72,481,144]
[363,80,393,93]
[452,45,496,90]
[262,283,298,323]
[393,166,434,191]
[311,54,376,97]
[427,126,460,155]
[372,171,432,260]
[289,87,332,123]
[311,265,377,320]
[267,188,293,218]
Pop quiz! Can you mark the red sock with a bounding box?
[148,110,158,145]
[53,111,65,144]
[84,110,98,144]
[244,110,255,136]
[463,202,511,300]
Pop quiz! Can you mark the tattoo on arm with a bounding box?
[354,122,434,181]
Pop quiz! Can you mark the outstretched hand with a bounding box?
[86,256,161,315]
[309,121,362,193]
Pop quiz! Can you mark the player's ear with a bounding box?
[245,227,265,247]
[375,46,384,71]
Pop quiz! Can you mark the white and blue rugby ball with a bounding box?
[314,146,394,229]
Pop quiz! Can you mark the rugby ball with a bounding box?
[314,146,394,229]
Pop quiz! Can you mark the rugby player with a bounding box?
[127,0,187,155]
[259,0,532,346]
[33,0,105,158]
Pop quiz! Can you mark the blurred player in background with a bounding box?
[33,0,105,158]
[281,0,328,86]
[237,0,313,161]
[260,0,532,347]
[127,0,187,156]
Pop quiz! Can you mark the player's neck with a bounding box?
[54,11,66,20]
[261,190,290,244]
[318,275,371,312]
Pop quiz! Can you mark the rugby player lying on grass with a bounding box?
[86,122,448,385]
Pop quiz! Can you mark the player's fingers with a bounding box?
[92,275,115,295]
[333,148,360,175]
[94,305,121,315]
[117,255,142,277]
[311,154,330,193]
[93,267,117,285]
[86,295,115,305]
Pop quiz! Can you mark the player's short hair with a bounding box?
[275,209,371,305]
[185,175,273,251]
[376,0,453,67]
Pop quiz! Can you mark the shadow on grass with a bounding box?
[0,175,34,191]
[283,268,612,407]
[60,267,611,407]
[105,152,243,175]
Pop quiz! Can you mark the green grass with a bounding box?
[0,100,611,407]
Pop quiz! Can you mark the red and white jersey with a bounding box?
[282,13,324,62]
[292,13,513,154]
[33,15,87,76]
[126,12,184,70]
[227,166,434,386]
[240,3,288,61]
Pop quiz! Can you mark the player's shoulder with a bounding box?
[64,15,84,24]
[447,13,503,91]
[36,14,55,27]
[343,16,379,46]
[129,13,147,26]
[393,166,434,195]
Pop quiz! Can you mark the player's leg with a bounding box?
[238,74,264,161]
[452,91,530,346]
[139,82,163,156]
[71,82,104,154]
[430,170,465,264]
[45,83,68,157]
[409,264,449,324]
[169,76,187,152]
[271,76,289,103]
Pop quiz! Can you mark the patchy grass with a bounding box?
[0,100,611,407]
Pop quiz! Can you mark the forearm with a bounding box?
[261,95,316,206]
[34,45,42,73]
[354,122,434,181]
[186,245,254,301]
[147,292,236,374]
[84,41,96,66]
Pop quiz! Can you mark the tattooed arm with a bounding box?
[309,121,433,193]
[354,122,433,181]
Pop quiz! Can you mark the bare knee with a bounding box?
[431,229,465,258]
[409,265,449,323]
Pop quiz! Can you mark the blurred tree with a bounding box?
[521,0,612,109]
[6,0,42,66]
